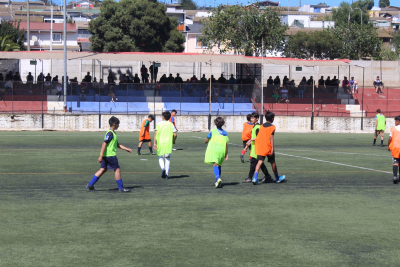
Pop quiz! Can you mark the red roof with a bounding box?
[16,22,77,32]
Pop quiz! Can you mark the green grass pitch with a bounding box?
[1,131,400,267]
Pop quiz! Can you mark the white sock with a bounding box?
[158,157,165,170]
[165,157,171,175]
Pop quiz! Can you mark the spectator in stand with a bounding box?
[225,85,234,103]
[325,76,331,92]
[200,74,207,83]
[209,75,217,84]
[246,75,253,85]
[13,72,22,83]
[228,74,236,84]
[298,77,307,98]
[0,73,4,81]
[92,77,99,94]
[205,86,218,103]
[307,76,314,92]
[80,79,88,101]
[350,77,358,94]
[140,64,148,83]
[318,76,325,92]
[99,79,105,94]
[107,71,115,85]
[159,74,167,83]
[167,73,175,83]
[183,79,193,96]
[273,75,280,90]
[342,76,350,94]
[374,76,384,94]
[133,73,141,83]
[218,74,226,84]
[56,83,62,100]
[108,85,117,102]
[190,75,198,83]
[272,86,280,103]
[267,76,273,89]
[26,72,33,84]
[149,62,158,83]
[283,75,289,86]
[174,73,183,83]
[280,86,289,102]
[52,75,59,88]
[6,71,13,81]
[44,73,52,92]
[84,72,92,83]
[37,72,44,82]
[288,80,296,97]
[331,76,339,93]
[70,77,78,95]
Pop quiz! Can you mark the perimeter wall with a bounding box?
[0,114,392,133]
[19,59,400,87]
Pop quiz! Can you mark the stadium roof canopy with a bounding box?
[0,51,351,67]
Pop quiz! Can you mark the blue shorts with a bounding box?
[100,156,120,170]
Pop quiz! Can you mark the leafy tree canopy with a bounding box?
[200,5,287,56]
[0,21,25,51]
[88,0,185,52]
[181,0,197,10]
[331,1,370,26]
[353,0,374,10]
[379,0,390,8]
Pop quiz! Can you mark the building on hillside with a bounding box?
[299,4,330,13]
[281,14,334,28]
[75,1,94,8]
[254,0,279,9]
[16,21,80,51]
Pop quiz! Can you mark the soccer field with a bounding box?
[1,131,400,267]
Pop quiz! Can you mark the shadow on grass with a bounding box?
[91,186,144,192]
[167,175,190,179]
[221,182,239,188]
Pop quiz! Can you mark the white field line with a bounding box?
[191,136,391,174]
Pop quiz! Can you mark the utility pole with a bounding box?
[27,0,30,51]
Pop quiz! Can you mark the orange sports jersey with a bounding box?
[241,122,253,141]
[169,116,176,127]
[389,127,400,158]
[139,119,151,141]
[255,123,276,156]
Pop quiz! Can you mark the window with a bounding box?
[195,35,207,48]
[53,33,61,42]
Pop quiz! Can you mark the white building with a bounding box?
[17,22,80,51]
[281,14,334,28]
[299,4,329,13]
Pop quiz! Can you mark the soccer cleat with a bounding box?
[172,148,177,151]
[136,153,142,155]
[276,175,286,183]
[261,175,273,183]
[86,184,96,191]
[394,179,398,184]
[161,170,166,178]
[215,178,222,188]
[380,145,384,147]
[243,178,252,183]
[150,152,156,155]
[165,175,169,180]
[240,154,244,163]
[252,177,259,185]
[117,187,131,193]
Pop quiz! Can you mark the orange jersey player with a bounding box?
[252,111,285,185]
[137,115,155,155]
[240,114,254,163]
[169,109,178,150]
[388,115,400,184]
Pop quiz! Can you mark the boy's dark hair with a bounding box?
[162,111,171,121]
[214,117,225,128]
[395,115,400,122]
[246,114,252,122]
[251,112,259,119]
[377,109,381,113]
[109,116,120,126]
[265,111,275,122]
[171,109,177,113]
[148,114,155,120]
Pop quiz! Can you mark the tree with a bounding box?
[331,1,369,26]
[0,35,21,51]
[200,5,287,56]
[181,0,197,10]
[353,0,374,10]
[0,21,25,51]
[379,0,390,8]
[283,30,342,59]
[88,0,185,52]
[374,45,399,61]
[393,31,400,53]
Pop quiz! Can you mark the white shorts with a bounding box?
[173,126,177,133]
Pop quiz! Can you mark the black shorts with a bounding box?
[140,139,151,142]
[257,153,275,163]
[100,156,120,170]
[243,140,250,148]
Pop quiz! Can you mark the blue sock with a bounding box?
[381,140,383,146]
[254,172,259,180]
[88,175,99,186]
[137,147,141,154]
[218,166,221,177]
[274,173,279,180]
[214,166,220,180]
[149,146,153,153]
[116,179,124,190]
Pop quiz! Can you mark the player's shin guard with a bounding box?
[116,179,124,190]
[88,175,100,186]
